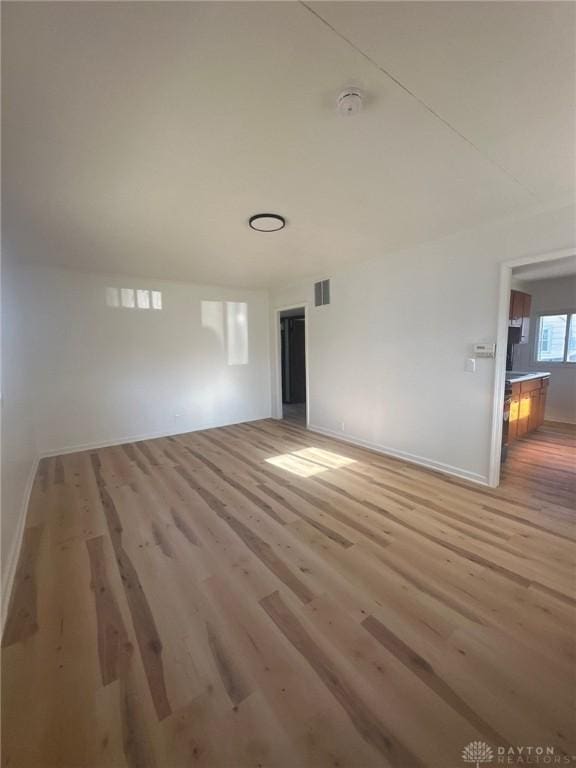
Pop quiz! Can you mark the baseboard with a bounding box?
[544,417,576,426]
[38,415,271,458]
[307,424,488,486]
[1,455,40,632]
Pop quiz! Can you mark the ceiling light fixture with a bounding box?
[249,213,286,232]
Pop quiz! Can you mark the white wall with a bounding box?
[270,205,575,484]
[513,274,576,423]
[1,253,39,621]
[21,266,271,455]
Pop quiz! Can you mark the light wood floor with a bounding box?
[501,421,576,509]
[2,420,575,768]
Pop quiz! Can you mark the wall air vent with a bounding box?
[314,279,330,307]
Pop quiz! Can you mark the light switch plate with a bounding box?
[465,358,476,373]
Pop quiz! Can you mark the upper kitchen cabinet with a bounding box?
[520,292,531,343]
[510,290,523,326]
[509,290,532,343]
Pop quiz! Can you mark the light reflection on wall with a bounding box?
[200,300,224,345]
[106,287,162,310]
[136,289,150,309]
[121,288,135,308]
[201,300,249,365]
[226,302,248,366]
[105,287,120,307]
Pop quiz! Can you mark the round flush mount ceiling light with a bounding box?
[248,213,286,232]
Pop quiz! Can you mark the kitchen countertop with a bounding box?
[505,371,551,383]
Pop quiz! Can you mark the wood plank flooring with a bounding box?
[501,421,576,509]
[2,419,575,768]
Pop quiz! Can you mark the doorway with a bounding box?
[489,248,575,496]
[279,307,307,426]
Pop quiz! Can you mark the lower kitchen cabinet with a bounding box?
[509,376,548,443]
[509,390,520,440]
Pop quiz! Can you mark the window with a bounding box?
[535,313,576,363]
[540,327,551,353]
[568,317,576,362]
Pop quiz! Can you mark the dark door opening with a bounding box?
[280,309,306,425]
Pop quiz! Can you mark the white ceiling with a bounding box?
[3,2,575,288]
[513,254,576,282]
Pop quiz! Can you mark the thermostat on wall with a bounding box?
[474,343,496,358]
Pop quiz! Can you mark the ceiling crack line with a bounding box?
[299,0,540,202]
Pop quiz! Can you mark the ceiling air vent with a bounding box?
[314,279,330,307]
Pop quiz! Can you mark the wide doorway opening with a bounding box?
[493,250,576,506]
[279,307,307,426]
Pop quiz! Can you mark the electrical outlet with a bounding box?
[340,421,345,432]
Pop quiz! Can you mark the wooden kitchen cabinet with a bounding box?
[537,389,546,427]
[509,384,520,440]
[528,389,541,432]
[517,392,531,437]
[537,379,549,427]
[509,290,532,342]
[509,290,524,326]
[507,375,549,444]
[520,292,531,343]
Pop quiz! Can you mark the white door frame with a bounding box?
[273,303,310,428]
[487,247,575,487]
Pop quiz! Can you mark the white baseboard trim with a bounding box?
[307,424,489,486]
[545,416,576,426]
[38,415,271,458]
[1,455,40,632]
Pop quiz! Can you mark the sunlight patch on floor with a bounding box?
[265,447,356,477]
[265,454,326,477]
[292,447,356,469]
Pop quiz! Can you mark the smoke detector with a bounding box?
[337,87,363,116]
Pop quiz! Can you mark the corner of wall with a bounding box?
[308,424,489,487]
[1,454,39,632]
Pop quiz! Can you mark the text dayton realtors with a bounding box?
[496,745,573,765]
